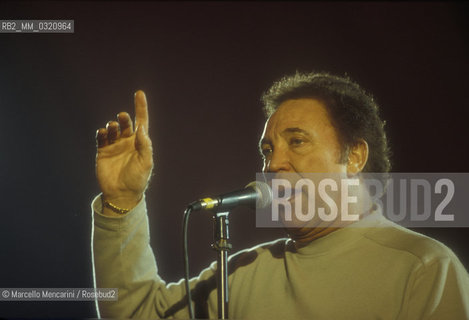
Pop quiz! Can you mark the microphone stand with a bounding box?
[212,211,232,319]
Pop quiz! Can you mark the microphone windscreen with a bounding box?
[245,181,272,209]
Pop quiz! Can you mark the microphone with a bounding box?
[188,181,272,212]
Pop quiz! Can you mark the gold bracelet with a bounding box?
[102,196,131,214]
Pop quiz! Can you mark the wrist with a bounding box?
[101,193,142,215]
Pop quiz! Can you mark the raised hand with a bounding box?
[95,90,154,216]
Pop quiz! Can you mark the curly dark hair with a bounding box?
[261,72,391,173]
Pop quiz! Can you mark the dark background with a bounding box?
[0,1,467,318]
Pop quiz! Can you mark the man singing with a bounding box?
[92,72,469,319]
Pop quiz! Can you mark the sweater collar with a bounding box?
[290,206,388,256]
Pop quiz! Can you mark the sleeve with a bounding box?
[91,194,219,319]
[403,253,469,320]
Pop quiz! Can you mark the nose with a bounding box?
[264,147,291,173]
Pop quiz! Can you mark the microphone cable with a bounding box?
[183,206,195,319]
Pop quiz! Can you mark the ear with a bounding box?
[347,139,369,175]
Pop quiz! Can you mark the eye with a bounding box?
[261,145,273,158]
[289,137,304,146]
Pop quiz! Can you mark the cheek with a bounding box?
[262,157,272,173]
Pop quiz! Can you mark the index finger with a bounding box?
[134,90,149,134]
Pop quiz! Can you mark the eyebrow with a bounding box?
[282,127,311,136]
[259,137,270,152]
[258,127,311,150]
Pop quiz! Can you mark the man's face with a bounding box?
[260,98,345,175]
[259,98,351,229]
[259,98,372,233]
